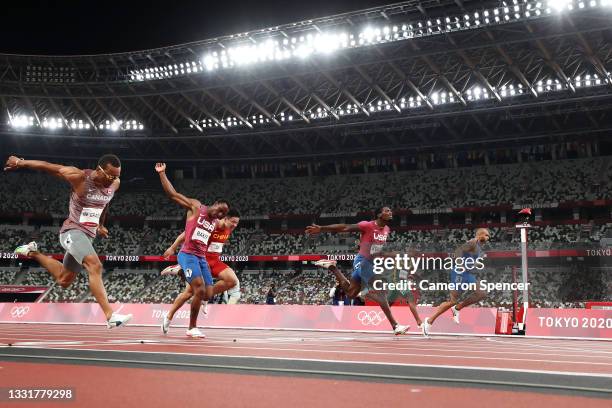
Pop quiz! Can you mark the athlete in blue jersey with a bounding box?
[422,228,490,337]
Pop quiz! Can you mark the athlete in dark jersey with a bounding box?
[155,162,229,338]
[422,228,490,337]
[5,154,132,328]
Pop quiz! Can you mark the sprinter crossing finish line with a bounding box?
[5,154,132,328]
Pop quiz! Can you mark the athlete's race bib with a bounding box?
[192,227,212,245]
[207,242,224,253]
[370,244,384,255]
[79,207,103,227]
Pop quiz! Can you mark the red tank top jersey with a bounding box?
[206,227,232,258]
[60,169,114,238]
[180,205,218,258]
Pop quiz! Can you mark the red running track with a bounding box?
[1,361,609,408]
[0,323,611,408]
[1,323,611,374]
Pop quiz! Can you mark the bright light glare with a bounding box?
[548,0,572,10]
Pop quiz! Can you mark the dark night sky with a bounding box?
[0,0,397,55]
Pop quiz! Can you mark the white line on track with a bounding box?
[6,342,611,369]
[3,329,612,356]
[3,335,610,361]
[2,329,612,361]
[2,348,610,380]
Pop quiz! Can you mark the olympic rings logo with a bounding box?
[10,306,30,319]
[357,310,386,326]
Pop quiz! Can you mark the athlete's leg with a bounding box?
[189,277,206,329]
[328,264,353,293]
[176,252,207,330]
[213,267,238,295]
[82,254,113,320]
[365,290,399,329]
[344,278,362,298]
[17,239,78,287]
[407,299,423,326]
[168,283,193,320]
[199,258,214,302]
[226,281,241,303]
[456,287,487,311]
[428,290,459,325]
[57,230,114,319]
[31,252,77,286]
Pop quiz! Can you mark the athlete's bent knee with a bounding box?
[227,276,238,289]
[193,286,206,300]
[82,255,103,276]
[59,276,75,288]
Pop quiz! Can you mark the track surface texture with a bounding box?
[0,323,610,407]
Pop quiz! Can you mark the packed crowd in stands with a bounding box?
[1,150,610,308]
[1,263,608,307]
[81,271,158,303]
[0,155,610,218]
[1,223,610,256]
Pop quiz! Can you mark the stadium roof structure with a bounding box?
[0,0,611,162]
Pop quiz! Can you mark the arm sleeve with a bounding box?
[357,221,370,233]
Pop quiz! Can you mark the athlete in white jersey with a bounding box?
[4,154,132,328]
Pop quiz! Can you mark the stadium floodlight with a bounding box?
[202,54,217,71]
[313,33,341,54]
[361,26,376,43]
[548,0,572,11]
[294,44,313,59]
[127,0,612,83]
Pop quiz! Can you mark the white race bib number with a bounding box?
[370,244,383,255]
[208,242,224,253]
[192,227,212,244]
[79,207,103,227]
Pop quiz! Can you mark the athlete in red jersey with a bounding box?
[162,210,240,290]
[5,154,131,328]
[155,162,229,337]
[307,207,410,335]
[160,209,240,334]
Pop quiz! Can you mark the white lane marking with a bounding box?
[1,348,611,380]
[2,333,611,361]
[7,342,612,369]
[2,328,612,362]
